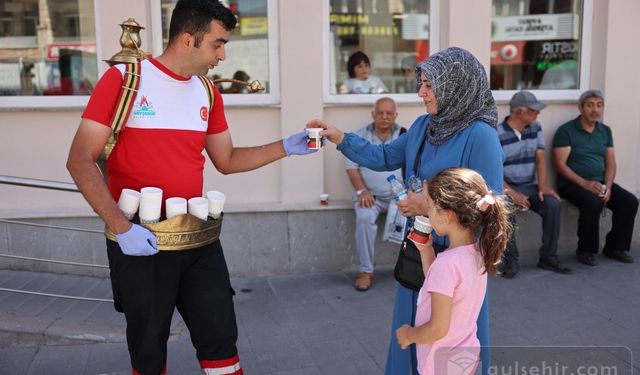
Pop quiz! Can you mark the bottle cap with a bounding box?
[387,175,397,182]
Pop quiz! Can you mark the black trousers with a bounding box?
[558,183,638,255]
[106,239,238,375]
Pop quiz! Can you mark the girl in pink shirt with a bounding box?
[396,167,512,375]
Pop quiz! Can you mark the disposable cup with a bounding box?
[206,190,226,219]
[139,187,163,224]
[320,193,329,206]
[305,128,323,150]
[117,188,141,220]
[165,197,187,219]
[188,197,209,221]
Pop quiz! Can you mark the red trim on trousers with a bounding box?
[200,354,242,374]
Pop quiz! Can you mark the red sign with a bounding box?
[46,43,96,61]
[490,41,526,65]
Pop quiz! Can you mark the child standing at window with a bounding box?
[396,167,512,375]
[339,51,389,94]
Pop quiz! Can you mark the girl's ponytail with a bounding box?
[477,194,512,275]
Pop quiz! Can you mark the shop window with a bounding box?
[156,0,278,105]
[491,0,585,92]
[0,0,97,101]
[326,0,433,102]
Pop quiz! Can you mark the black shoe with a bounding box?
[576,252,597,266]
[500,260,519,279]
[603,250,634,264]
[501,268,517,279]
[537,257,572,274]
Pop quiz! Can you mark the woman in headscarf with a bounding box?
[308,47,503,375]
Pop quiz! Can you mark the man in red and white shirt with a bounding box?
[67,1,315,374]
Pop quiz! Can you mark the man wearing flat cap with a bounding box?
[553,90,638,267]
[498,91,571,278]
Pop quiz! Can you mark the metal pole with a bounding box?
[0,175,79,192]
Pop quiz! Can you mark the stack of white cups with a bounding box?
[206,190,226,219]
[165,197,187,219]
[188,197,209,220]
[139,187,163,224]
[117,189,141,220]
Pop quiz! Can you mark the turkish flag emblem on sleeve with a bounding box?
[200,106,208,122]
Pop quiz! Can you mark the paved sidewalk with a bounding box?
[0,254,638,374]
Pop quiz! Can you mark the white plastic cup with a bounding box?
[320,193,329,206]
[139,187,163,224]
[206,190,226,219]
[165,197,187,219]
[117,188,141,220]
[305,128,323,150]
[188,197,209,221]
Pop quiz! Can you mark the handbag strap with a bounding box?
[412,125,429,178]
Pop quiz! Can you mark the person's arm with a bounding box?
[66,119,132,235]
[396,292,452,348]
[205,129,313,174]
[603,147,616,202]
[411,235,436,276]
[503,180,530,209]
[535,149,560,201]
[205,130,286,174]
[307,119,408,172]
[347,169,375,208]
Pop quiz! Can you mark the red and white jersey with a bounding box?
[82,58,228,202]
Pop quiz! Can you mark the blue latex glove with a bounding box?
[283,130,319,156]
[115,224,158,256]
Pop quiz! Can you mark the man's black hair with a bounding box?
[168,0,237,48]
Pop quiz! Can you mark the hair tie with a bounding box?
[476,194,495,212]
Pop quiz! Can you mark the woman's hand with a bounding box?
[396,189,429,217]
[306,119,345,145]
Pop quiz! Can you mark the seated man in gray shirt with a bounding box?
[346,97,404,291]
[498,91,571,278]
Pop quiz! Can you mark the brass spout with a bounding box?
[213,78,265,93]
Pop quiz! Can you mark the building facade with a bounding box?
[1,0,639,275]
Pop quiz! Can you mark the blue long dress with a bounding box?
[337,114,504,375]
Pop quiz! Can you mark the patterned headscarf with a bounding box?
[416,47,498,145]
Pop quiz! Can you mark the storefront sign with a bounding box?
[330,13,399,37]
[46,43,96,61]
[490,41,526,65]
[492,13,576,42]
[240,17,268,36]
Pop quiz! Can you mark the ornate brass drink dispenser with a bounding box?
[105,18,149,66]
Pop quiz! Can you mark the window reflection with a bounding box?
[490,0,582,90]
[0,0,97,96]
[160,0,270,94]
[329,0,430,95]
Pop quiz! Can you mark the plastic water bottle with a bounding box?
[387,175,408,200]
[407,172,423,193]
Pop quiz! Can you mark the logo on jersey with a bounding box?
[133,95,156,118]
[200,106,208,122]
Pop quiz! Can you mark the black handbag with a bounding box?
[393,129,434,291]
[394,232,425,290]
